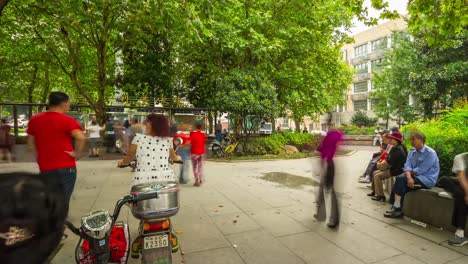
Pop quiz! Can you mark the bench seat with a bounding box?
[403,187,468,234]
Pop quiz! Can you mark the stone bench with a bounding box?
[402,186,468,234]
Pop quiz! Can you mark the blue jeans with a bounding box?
[41,167,77,209]
[215,131,222,142]
[389,174,427,205]
[176,147,191,183]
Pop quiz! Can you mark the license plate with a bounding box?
[144,235,169,250]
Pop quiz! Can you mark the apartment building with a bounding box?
[317,18,407,130]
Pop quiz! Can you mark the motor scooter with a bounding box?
[66,161,182,264]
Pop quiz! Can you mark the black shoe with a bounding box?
[384,207,403,218]
[367,191,375,197]
[371,195,386,202]
[385,206,395,214]
[327,222,339,229]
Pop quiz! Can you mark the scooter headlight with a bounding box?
[81,210,112,239]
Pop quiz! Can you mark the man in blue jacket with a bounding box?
[385,132,440,218]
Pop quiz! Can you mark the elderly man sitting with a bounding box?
[384,132,440,218]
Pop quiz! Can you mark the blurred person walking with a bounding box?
[0,118,13,163]
[27,92,86,212]
[315,124,343,228]
[190,123,207,186]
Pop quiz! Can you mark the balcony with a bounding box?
[351,92,370,101]
[353,72,372,82]
[351,54,369,65]
[368,49,385,60]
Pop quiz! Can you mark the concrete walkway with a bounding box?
[1,148,467,264]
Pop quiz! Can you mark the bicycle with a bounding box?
[211,134,239,157]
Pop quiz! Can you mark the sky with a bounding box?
[350,0,409,35]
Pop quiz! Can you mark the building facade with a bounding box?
[318,18,407,130]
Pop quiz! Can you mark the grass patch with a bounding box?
[260,172,319,189]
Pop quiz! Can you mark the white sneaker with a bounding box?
[358,176,370,183]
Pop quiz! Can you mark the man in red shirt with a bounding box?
[190,123,206,186]
[27,92,86,210]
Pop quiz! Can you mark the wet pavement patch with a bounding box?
[260,172,318,189]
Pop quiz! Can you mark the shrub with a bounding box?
[351,111,378,127]
[243,132,322,155]
[401,104,468,178]
[337,125,375,135]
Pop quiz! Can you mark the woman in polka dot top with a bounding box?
[118,114,181,185]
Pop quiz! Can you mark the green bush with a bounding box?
[351,111,378,127]
[401,104,468,178]
[338,125,375,135]
[243,132,322,155]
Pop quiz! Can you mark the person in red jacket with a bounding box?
[190,123,206,187]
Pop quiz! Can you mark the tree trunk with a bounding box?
[294,119,301,133]
[96,39,107,124]
[0,0,10,17]
[271,116,276,132]
[40,61,51,111]
[27,64,39,118]
[208,111,214,134]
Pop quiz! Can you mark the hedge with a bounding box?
[337,125,375,135]
[401,104,468,178]
[243,132,323,156]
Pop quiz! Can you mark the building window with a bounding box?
[371,37,388,51]
[354,100,368,111]
[353,82,368,93]
[342,50,348,61]
[354,44,367,58]
[354,63,368,74]
[371,59,383,72]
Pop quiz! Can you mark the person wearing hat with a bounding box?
[358,129,392,184]
[369,131,408,201]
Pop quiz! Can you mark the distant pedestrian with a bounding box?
[27,92,86,213]
[303,127,308,133]
[215,121,222,142]
[315,125,343,228]
[0,118,13,163]
[190,123,207,187]
[86,120,104,157]
[174,131,191,184]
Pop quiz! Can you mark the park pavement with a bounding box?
[1,147,468,264]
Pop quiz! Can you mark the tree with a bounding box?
[3,0,187,122]
[214,69,278,135]
[408,0,468,48]
[351,111,377,127]
[372,32,419,125]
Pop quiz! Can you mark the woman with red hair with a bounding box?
[118,114,181,185]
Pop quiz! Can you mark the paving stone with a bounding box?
[373,254,426,264]
[211,212,261,235]
[247,208,310,237]
[227,230,305,264]
[279,231,364,264]
[183,247,244,264]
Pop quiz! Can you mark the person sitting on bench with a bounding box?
[368,131,407,201]
[358,130,391,184]
[384,132,440,218]
[439,152,468,247]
